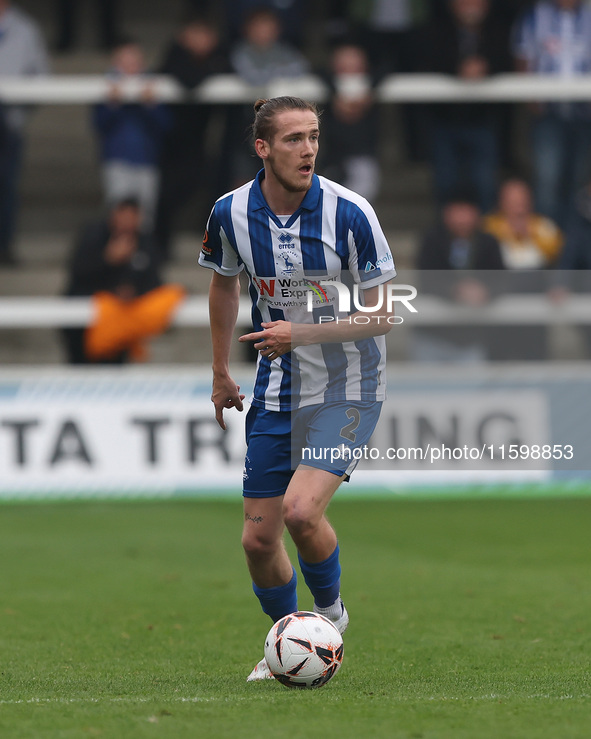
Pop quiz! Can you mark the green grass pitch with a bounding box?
[1,495,590,738]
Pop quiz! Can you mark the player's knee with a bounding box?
[283,500,315,540]
[241,528,278,560]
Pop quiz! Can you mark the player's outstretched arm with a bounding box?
[209,271,245,430]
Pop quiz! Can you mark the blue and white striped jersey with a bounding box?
[513,1,591,117]
[513,1,591,76]
[199,171,396,411]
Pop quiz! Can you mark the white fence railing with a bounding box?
[3,73,591,104]
[1,295,590,328]
[2,73,590,330]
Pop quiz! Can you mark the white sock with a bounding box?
[313,595,343,622]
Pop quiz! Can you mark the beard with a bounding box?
[267,158,313,193]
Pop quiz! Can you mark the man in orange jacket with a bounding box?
[62,198,184,363]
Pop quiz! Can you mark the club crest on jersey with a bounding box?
[276,250,300,275]
[275,233,301,275]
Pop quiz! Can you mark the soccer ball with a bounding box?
[264,611,344,689]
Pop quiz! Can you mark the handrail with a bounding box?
[2,73,591,104]
[1,295,590,328]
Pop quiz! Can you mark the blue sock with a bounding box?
[252,567,298,622]
[298,544,341,608]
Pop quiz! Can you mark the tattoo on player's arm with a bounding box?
[245,514,264,524]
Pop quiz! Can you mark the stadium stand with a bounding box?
[1,0,590,366]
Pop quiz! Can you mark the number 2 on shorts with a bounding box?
[340,408,361,443]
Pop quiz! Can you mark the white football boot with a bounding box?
[246,656,274,682]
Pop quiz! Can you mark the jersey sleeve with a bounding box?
[198,201,243,277]
[347,200,396,289]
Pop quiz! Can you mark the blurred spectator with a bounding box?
[413,192,504,362]
[494,0,536,25]
[549,180,591,355]
[490,0,533,171]
[230,7,309,86]
[0,0,49,267]
[326,1,431,163]
[229,7,310,183]
[326,0,430,76]
[92,39,173,230]
[221,0,306,47]
[418,192,504,271]
[62,199,185,365]
[560,182,591,273]
[431,0,532,24]
[483,178,562,359]
[513,0,591,230]
[55,0,118,52]
[156,17,230,259]
[319,43,380,202]
[420,0,512,212]
[483,178,563,270]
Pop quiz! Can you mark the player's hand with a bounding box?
[107,82,122,104]
[239,321,292,360]
[459,56,488,80]
[115,284,136,302]
[211,375,245,430]
[141,81,156,105]
[104,234,137,265]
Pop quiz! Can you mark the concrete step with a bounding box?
[3,228,418,291]
[22,0,186,65]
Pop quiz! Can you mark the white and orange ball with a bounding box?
[264,611,344,689]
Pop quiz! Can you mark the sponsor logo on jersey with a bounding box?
[304,280,329,303]
[201,230,212,255]
[252,277,276,297]
[365,253,393,273]
[252,276,336,304]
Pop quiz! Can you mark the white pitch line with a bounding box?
[0,697,216,706]
[0,694,588,706]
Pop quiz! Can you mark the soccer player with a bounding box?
[199,96,396,681]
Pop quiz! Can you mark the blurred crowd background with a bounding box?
[1,0,591,366]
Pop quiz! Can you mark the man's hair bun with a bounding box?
[253,98,269,113]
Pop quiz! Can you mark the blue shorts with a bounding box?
[242,401,383,498]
